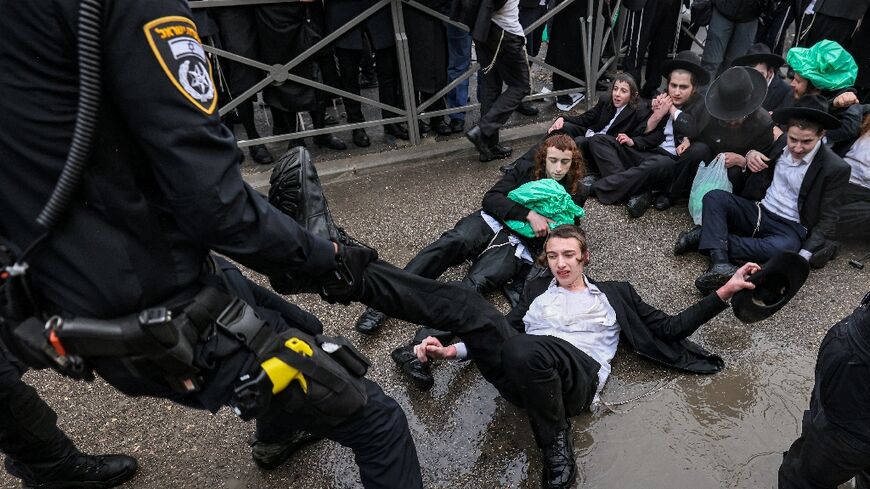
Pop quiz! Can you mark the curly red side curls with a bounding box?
[533,134,586,195]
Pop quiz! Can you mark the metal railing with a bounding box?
[188,0,624,149]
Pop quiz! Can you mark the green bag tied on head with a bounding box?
[505,179,585,238]
[787,40,857,91]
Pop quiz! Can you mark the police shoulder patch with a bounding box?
[143,16,217,114]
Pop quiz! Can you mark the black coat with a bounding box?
[763,75,794,112]
[505,271,727,374]
[809,0,870,21]
[742,138,852,252]
[563,100,648,138]
[406,0,449,93]
[449,0,504,42]
[324,0,395,50]
[545,0,588,79]
[698,107,776,156]
[713,0,768,22]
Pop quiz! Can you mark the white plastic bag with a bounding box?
[688,153,732,225]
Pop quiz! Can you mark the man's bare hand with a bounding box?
[676,138,690,155]
[716,262,761,302]
[723,151,746,168]
[414,336,457,363]
[548,117,565,133]
[745,149,770,172]
[616,133,635,146]
[832,91,858,108]
[527,210,554,237]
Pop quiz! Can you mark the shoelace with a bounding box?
[71,455,105,475]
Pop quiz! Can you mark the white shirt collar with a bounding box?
[547,274,602,295]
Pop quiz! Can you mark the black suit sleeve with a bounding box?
[564,99,606,129]
[673,103,708,141]
[803,160,851,252]
[632,117,667,151]
[482,163,533,222]
[105,1,336,277]
[626,283,728,341]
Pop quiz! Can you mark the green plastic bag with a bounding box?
[689,154,731,226]
[786,40,858,91]
[505,179,585,238]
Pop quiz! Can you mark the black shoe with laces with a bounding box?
[390,344,434,390]
[355,307,387,335]
[695,262,738,295]
[809,240,840,269]
[541,429,577,489]
[23,453,138,489]
[626,191,653,218]
[516,101,540,116]
[674,225,702,255]
[250,431,322,471]
[352,128,371,148]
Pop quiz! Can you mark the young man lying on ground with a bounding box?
[410,225,758,488]
[353,134,586,388]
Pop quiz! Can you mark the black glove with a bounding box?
[318,244,378,305]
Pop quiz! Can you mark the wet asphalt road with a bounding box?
[4,148,868,489]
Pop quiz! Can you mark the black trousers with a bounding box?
[779,298,870,489]
[361,261,599,448]
[476,25,531,140]
[0,347,77,485]
[835,183,870,240]
[334,46,401,123]
[518,4,547,58]
[91,258,421,489]
[211,6,263,139]
[698,190,807,262]
[621,0,682,99]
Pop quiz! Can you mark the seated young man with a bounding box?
[353,134,587,387]
[584,50,710,217]
[731,42,793,112]
[410,225,758,489]
[835,111,870,240]
[679,95,851,295]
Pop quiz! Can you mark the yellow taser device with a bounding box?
[260,337,313,395]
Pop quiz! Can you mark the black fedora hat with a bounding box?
[732,43,785,69]
[661,50,710,86]
[705,67,768,120]
[732,252,810,324]
[772,94,841,130]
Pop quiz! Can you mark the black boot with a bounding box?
[314,133,347,151]
[516,101,540,116]
[673,225,702,255]
[694,250,738,295]
[352,128,371,148]
[465,125,495,161]
[541,430,577,489]
[654,192,672,211]
[626,191,653,218]
[384,123,410,140]
[22,453,138,489]
[248,144,274,165]
[355,307,387,335]
[809,240,840,269]
[390,344,434,390]
[250,431,322,470]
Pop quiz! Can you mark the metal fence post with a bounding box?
[391,0,421,145]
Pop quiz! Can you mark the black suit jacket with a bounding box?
[563,100,648,139]
[742,138,852,252]
[505,271,727,374]
[813,0,870,21]
[631,94,708,151]
[763,75,794,112]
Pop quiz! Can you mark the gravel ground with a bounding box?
[4,148,868,489]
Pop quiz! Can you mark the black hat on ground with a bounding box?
[661,50,711,86]
[772,94,841,130]
[705,66,768,120]
[731,252,810,324]
[732,43,785,70]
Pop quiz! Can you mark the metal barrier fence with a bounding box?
[188,0,624,149]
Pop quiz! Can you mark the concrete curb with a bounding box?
[245,121,550,192]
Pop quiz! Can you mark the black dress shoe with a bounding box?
[810,240,840,269]
[448,118,465,133]
[695,262,738,295]
[23,453,138,489]
[673,225,702,255]
[355,307,387,335]
[465,125,495,161]
[626,191,653,218]
[384,123,410,140]
[250,431,322,470]
[541,430,577,489]
[390,344,434,390]
[249,144,274,165]
[352,128,371,147]
[516,101,540,116]
[314,133,347,150]
[487,143,513,161]
[653,192,672,211]
[433,119,452,136]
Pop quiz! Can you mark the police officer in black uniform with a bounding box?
[0,1,421,487]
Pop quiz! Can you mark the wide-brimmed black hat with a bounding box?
[705,67,768,120]
[772,94,841,130]
[732,252,810,324]
[661,50,710,86]
[732,43,785,69]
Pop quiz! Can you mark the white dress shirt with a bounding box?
[844,133,870,190]
[659,109,683,155]
[492,0,524,37]
[761,140,821,224]
[585,105,626,138]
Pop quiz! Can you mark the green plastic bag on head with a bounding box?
[786,40,857,91]
[505,179,585,238]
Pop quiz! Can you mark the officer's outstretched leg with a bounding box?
[0,348,137,488]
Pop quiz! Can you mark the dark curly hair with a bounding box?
[533,134,585,195]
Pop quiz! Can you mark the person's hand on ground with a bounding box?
[716,262,761,301]
[414,336,457,363]
[616,133,635,146]
[548,117,565,133]
[745,149,770,172]
[723,151,746,168]
[527,210,553,237]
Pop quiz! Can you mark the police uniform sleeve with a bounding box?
[100,0,335,277]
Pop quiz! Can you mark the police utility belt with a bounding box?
[6,264,370,421]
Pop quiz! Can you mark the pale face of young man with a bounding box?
[667,71,695,107]
[545,236,588,290]
[786,125,824,161]
[544,146,573,182]
[611,80,632,108]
